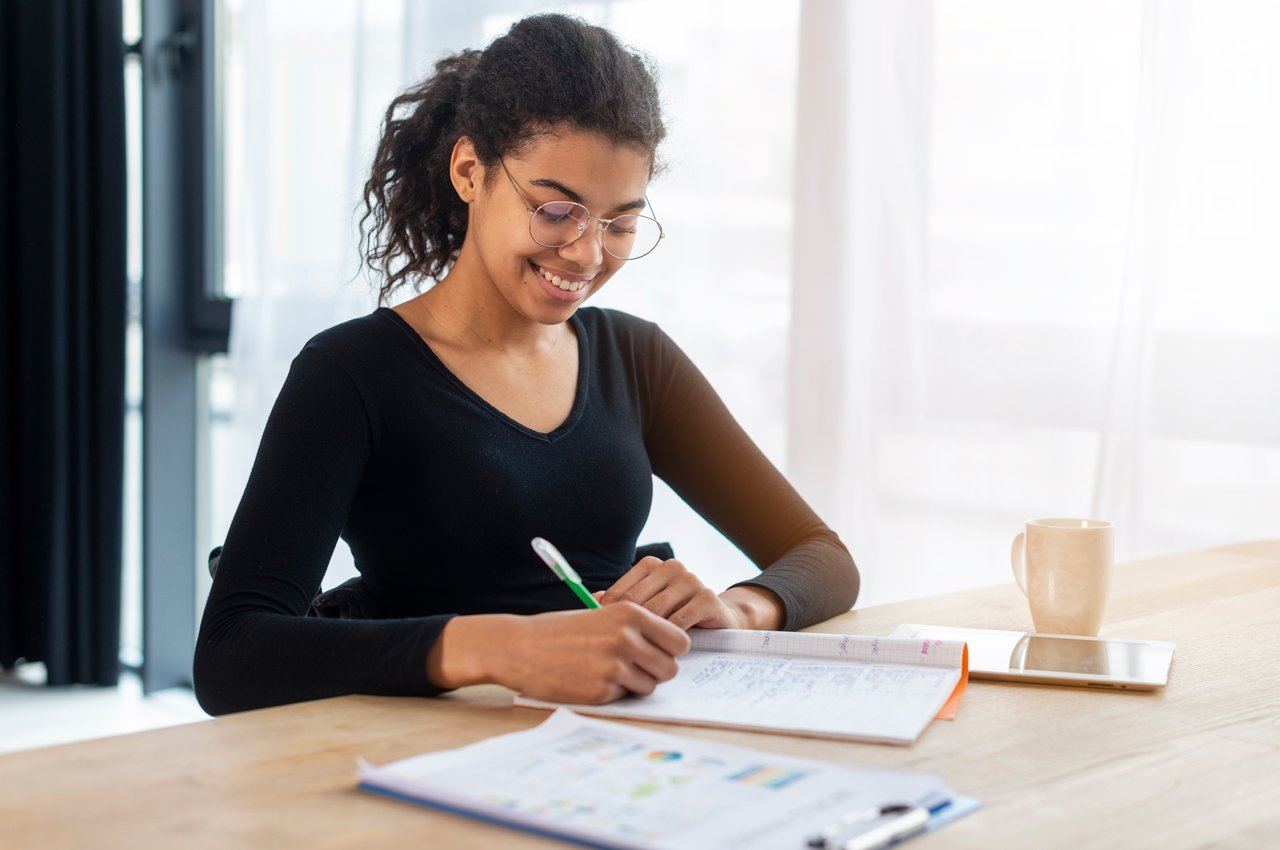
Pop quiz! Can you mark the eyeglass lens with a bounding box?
[530,201,662,260]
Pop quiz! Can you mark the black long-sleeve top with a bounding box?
[193,307,858,715]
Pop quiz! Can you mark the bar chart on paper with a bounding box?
[358,710,975,850]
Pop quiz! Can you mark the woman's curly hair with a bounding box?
[360,14,666,304]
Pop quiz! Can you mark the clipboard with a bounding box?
[805,797,981,850]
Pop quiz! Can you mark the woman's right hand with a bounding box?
[426,603,691,704]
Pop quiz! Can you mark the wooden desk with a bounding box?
[3,541,1278,849]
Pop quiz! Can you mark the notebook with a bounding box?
[514,628,969,745]
[357,709,980,850]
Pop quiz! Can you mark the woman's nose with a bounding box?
[558,224,605,268]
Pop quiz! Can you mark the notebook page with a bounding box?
[516,634,966,743]
[534,654,960,743]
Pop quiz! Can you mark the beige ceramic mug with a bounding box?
[1011,518,1114,635]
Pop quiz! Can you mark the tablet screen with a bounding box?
[891,625,1174,686]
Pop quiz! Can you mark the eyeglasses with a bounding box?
[498,157,664,261]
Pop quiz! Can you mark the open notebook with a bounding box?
[515,629,969,745]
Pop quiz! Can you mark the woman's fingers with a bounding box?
[601,558,739,630]
[598,556,663,604]
[669,588,738,629]
[603,558,699,610]
[629,601,693,657]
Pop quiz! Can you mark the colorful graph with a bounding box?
[725,764,809,790]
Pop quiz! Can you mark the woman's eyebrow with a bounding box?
[529,177,647,214]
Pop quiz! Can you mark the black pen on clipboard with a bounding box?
[806,803,929,850]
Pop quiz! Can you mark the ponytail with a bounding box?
[360,50,479,304]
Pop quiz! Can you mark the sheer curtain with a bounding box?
[213,0,1280,614]
[210,0,405,594]
[790,0,1280,608]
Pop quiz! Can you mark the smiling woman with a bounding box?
[192,13,857,716]
[423,130,652,327]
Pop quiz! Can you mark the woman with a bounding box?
[194,14,857,716]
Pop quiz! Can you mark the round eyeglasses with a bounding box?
[499,158,665,261]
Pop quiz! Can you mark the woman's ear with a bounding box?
[450,136,481,203]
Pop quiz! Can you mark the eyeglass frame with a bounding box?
[496,156,665,261]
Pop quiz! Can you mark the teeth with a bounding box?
[534,263,590,292]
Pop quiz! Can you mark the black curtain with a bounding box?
[1,1,127,685]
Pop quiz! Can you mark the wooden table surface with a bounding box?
[3,541,1279,849]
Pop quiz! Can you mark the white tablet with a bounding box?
[889,624,1175,690]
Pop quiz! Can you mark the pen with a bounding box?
[806,804,929,850]
[531,537,601,609]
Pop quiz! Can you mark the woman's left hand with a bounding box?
[598,557,748,631]
[593,558,737,629]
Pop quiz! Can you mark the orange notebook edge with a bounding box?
[934,643,970,721]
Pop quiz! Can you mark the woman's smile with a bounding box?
[528,259,596,301]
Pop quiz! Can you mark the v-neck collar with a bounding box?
[378,306,590,443]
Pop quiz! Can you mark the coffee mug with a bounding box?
[1011,518,1114,635]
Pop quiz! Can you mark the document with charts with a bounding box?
[357,709,978,850]
[514,629,969,745]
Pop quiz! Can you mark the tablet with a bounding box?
[888,624,1175,690]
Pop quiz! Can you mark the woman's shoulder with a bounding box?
[299,307,417,367]
[274,309,427,406]
[576,307,692,389]
[302,306,395,348]
[576,306,666,346]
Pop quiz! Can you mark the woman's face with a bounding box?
[458,128,653,326]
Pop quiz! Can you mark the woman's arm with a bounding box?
[611,323,859,631]
[194,345,457,714]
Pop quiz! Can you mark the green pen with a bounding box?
[531,537,601,609]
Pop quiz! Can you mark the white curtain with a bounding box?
[789,0,1280,607]
[212,0,1280,611]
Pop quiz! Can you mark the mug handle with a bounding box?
[1011,532,1028,595]
[1008,633,1031,670]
